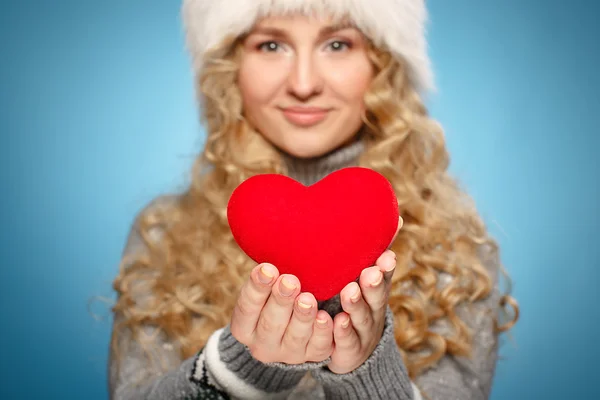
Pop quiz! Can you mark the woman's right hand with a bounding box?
[230,263,334,364]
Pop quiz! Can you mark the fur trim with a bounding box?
[181,0,434,95]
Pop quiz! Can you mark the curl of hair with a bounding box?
[111,33,518,380]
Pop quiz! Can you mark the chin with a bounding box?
[279,139,337,159]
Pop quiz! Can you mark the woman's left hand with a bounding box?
[326,219,402,375]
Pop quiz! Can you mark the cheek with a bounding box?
[239,59,287,107]
[328,60,373,104]
[238,67,263,107]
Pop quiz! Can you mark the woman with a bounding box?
[108,1,518,399]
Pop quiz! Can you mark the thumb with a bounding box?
[387,216,403,249]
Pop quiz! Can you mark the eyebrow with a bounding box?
[249,21,357,39]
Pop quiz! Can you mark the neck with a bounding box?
[281,138,365,186]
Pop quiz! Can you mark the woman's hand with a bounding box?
[326,216,402,375]
[325,249,397,374]
[230,264,335,364]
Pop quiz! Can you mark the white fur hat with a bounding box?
[181,0,434,94]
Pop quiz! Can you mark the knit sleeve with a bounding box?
[413,244,504,399]
[108,315,326,400]
[306,244,504,400]
[109,313,216,400]
[309,306,418,400]
[108,196,221,399]
[108,196,328,400]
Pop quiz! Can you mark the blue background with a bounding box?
[1,0,598,399]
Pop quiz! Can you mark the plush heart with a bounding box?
[227,167,399,301]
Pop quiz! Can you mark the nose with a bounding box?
[286,50,324,100]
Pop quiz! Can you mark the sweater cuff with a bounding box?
[312,307,415,400]
[195,326,330,399]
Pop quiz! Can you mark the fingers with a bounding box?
[387,216,403,249]
[363,250,397,326]
[375,249,397,285]
[361,269,390,332]
[339,281,376,342]
[332,311,360,354]
[306,310,334,362]
[339,250,396,342]
[281,292,318,362]
[254,274,299,349]
[230,263,279,344]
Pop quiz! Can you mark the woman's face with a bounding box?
[238,14,374,159]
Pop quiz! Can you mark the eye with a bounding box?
[256,39,351,53]
[257,41,281,52]
[328,40,351,51]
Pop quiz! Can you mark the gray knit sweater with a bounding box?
[108,139,501,399]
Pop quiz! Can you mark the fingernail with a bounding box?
[280,277,297,296]
[371,272,384,287]
[316,318,328,327]
[349,284,361,303]
[297,296,313,312]
[384,259,396,272]
[298,301,312,312]
[341,317,350,328]
[258,265,274,284]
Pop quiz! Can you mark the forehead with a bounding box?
[249,13,360,36]
[256,11,338,25]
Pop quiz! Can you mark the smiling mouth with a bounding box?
[280,108,330,127]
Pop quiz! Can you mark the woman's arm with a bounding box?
[108,196,327,400]
[414,245,503,400]
[309,244,503,400]
[109,314,323,400]
[109,313,220,400]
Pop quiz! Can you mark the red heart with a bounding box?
[227,167,399,301]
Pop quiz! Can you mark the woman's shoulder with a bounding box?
[122,193,183,257]
[135,192,185,226]
[138,193,182,217]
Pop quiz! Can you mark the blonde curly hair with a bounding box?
[110,31,518,381]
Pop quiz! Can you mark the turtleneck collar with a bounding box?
[281,138,366,186]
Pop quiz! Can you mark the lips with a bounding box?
[281,107,330,127]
